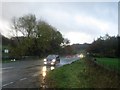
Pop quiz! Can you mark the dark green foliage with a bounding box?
[2,35,11,46]
[8,14,66,58]
[87,34,119,58]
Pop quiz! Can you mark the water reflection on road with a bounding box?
[41,65,55,88]
[42,66,47,77]
[42,66,55,77]
[41,57,79,88]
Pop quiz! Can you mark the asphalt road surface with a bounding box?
[2,56,80,88]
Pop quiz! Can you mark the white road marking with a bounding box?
[2,67,14,70]
[32,73,40,77]
[19,78,27,81]
[2,82,14,87]
[2,77,27,87]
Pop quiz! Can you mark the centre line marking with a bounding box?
[20,78,27,81]
[2,67,14,70]
[2,82,14,87]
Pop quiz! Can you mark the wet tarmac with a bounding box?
[2,57,79,88]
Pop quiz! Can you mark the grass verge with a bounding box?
[45,58,120,88]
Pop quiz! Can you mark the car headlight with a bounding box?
[52,59,56,62]
[44,59,47,61]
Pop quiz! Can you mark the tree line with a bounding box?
[6,14,70,59]
[86,34,120,58]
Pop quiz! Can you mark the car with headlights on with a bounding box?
[44,55,60,66]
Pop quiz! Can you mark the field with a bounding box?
[45,58,119,88]
[95,58,120,72]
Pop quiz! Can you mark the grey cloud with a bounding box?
[1,2,118,44]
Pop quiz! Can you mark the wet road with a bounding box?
[2,57,80,88]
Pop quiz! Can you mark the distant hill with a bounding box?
[1,34,26,46]
[1,34,11,46]
[71,43,91,52]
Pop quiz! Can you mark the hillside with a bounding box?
[71,43,91,53]
[1,34,11,46]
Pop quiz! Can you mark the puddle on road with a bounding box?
[41,65,55,88]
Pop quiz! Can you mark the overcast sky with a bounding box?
[0,1,118,44]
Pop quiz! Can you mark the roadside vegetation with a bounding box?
[45,57,119,88]
[45,58,88,88]
[86,34,120,74]
[86,34,119,58]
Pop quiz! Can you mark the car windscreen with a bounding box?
[47,55,56,59]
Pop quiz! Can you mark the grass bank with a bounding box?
[45,58,120,88]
